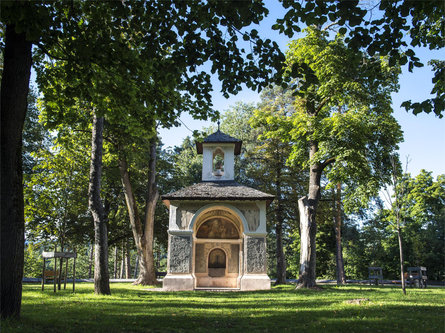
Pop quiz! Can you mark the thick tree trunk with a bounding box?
[88,114,111,295]
[138,138,159,285]
[274,170,287,285]
[118,138,158,285]
[334,183,346,285]
[1,24,32,319]
[297,144,322,288]
[297,196,318,288]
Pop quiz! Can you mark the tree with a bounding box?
[275,0,445,117]
[1,21,33,319]
[88,113,111,294]
[333,183,346,285]
[382,170,445,283]
[269,27,403,287]
[250,87,304,284]
[32,0,288,288]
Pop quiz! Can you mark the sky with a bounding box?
[159,2,445,179]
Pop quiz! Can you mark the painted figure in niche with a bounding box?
[212,148,224,176]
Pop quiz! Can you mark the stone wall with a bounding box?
[168,235,192,273]
[245,237,267,274]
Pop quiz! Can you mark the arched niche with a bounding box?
[208,248,226,277]
[212,147,225,176]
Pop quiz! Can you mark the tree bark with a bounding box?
[114,245,118,279]
[126,239,131,279]
[88,114,111,295]
[334,183,346,285]
[297,143,322,288]
[118,138,158,285]
[392,157,406,295]
[1,24,32,319]
[88,243,93,279]
[134,253,140,279]
[274,167,287,285]
[120,240,125,279]
[397,225,406,294]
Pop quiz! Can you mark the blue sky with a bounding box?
[159,2,445,178]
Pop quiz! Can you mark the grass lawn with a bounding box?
[2,283,444,332]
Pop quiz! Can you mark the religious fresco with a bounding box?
[196,218,239,239]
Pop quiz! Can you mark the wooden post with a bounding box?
[58,257,63,290]
[73,255,76,293]
[64,258,68,289]
[42,258,46,291]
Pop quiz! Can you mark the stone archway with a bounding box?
[193,207,243,288]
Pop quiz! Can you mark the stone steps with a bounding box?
[194,287,241,292]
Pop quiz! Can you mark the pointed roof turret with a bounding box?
[196,129,242,155]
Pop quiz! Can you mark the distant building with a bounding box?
[162,128,273,290]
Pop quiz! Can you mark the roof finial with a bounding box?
[217,119,220,132]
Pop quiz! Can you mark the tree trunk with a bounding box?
[297,144,322,288]
[120,240,125,279]
[114,246,118,279]
[397,225,406,294]
[1,24,32,319]
[88,243,93,279]
[58,238,65,290]
[118,138,159,285]
[134,253,140,279]
[88,114,111,295]
[126,239,131,279]
[274,168,287,285]
[334,183,346,285]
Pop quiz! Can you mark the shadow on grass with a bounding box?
[4,284,443,333]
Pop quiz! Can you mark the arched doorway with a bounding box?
[208,248,226,277]
[193,208,243,288]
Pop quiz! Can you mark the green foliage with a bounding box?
[24,126,91,246]
[22,86,50,175]
[341,171,444,281]
[275,0,445,116]
[23,243,43,278]
[281,27,403,212]
[383,171,445,280]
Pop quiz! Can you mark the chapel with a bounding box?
[161,128,274,291]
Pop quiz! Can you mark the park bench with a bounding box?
[156,271,167,279]
[368,267,383,285]
[407,267,427,288]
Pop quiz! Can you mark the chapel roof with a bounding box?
[196,130,242,155]
[161,181,274,204]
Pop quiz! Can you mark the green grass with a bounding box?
[2,283,444,332]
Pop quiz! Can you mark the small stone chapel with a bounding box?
[161,128,274,291]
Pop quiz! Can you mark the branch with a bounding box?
[35,42,70,61]
[314,97,329,116]
[320,157,336,171]
[322,21,339,31]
